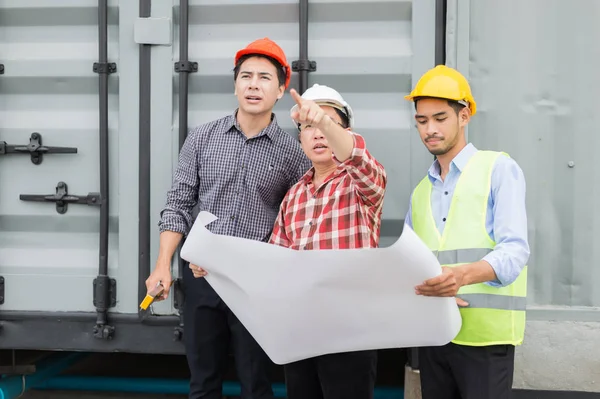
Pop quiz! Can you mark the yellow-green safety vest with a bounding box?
[411,150,527,346]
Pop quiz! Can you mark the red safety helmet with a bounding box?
[234,37,291,89]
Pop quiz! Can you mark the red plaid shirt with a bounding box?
[269,132,387,250]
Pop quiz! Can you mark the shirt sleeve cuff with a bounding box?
[158,211,190,236]
[482,253,505,287]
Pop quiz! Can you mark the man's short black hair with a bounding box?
[413,96,466,115]
[233,54,286,88]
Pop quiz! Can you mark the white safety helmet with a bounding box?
[291,83,354,131]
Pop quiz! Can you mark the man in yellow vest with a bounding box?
[404,65,530,399]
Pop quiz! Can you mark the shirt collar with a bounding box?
[300,163,346,186]
[225,109,279,141]
[427,143,478,181]
[301,168,316,184]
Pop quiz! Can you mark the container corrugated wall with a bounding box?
[0,0,439,316]
[447,0,600,392]
[447,0,600,310]
[0,0,123,312]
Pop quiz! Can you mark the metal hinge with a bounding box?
[174,61,198,73]
[292,60,317,72]
[93,276,117,309]
[0,133,77,165]
[19,181,101,214]
[92,274,117,340]
[93,62,117,74]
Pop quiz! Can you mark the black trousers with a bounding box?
[183,266,274,399]
[419,343,515,399]
[284,350,378,399]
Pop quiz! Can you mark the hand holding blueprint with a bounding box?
[181,212,462,365]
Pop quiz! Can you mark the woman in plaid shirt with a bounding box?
[269,84,387,399]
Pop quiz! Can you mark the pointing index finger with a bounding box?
[290,88,304,106]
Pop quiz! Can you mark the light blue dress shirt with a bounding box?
[404,143,530,287]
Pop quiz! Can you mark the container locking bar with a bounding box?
[0,133,78,165]
[171,0,195,338]
[294,0,316,94]
[19,181,101,215]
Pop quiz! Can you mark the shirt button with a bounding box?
[442,217,446,222]
[309,221,313,226]
[230,215,235,221]
[444,191,449,195]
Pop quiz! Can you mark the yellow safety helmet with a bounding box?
[405,65,477,116]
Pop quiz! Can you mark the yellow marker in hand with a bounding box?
[139,280,173,310]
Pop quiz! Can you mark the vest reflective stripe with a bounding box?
[435,248,493,265]
[411,150,527,347]
[458,293,527,311]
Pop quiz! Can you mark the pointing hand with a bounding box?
[290,88,332,131]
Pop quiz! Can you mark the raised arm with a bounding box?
[332,133,386,207]
[289,89,387,206]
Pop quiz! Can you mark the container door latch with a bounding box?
[19,181,101,214]
[0,133,78,165]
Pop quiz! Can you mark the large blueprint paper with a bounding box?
[180,211,462,365]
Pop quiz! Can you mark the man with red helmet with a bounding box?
[146,38,311,399]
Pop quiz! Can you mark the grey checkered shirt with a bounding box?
[158,111,311,242]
